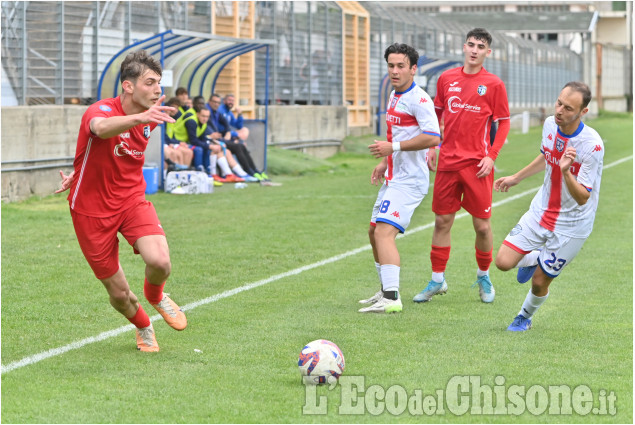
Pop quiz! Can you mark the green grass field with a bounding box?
[1,112,632,423]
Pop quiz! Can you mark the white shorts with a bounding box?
[370,183,426,233]
[503,211,588,278]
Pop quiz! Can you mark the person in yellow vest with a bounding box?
[164,97,193,171]
[175,87,192,111]
[183,104,247,183]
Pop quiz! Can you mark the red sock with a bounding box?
[475,246,493,271]
[143,278,165,304]
[127,304,151,329]
[430,245,451,273]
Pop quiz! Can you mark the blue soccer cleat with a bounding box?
[413,280,448,303]
[239,174,260,182]
[507,314,532,331]
[473,275,495,303]
[517,265,537,284]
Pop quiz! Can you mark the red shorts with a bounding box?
[70,200,165,280]
[432,164,494,219]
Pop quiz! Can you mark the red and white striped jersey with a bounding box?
[528,116,604,238]
[384,82,440,190]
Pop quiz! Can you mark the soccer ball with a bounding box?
[298,339,345,385]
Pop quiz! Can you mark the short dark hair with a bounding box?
[194,104,209,114]
[209,93,221,101]
[384,43,419,68]
[175,87,188,96]
[120,50,162,84]
[166,97,181,107]
[563,81,592,110]
[466,28,493,47]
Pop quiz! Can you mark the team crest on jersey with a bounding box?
[143,125,151,139]
[555,137,565,152]
[99,105,112,112]
[477,85,487,96]
[390,96,399,109]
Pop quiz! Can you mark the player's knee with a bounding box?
[147,254,171,279]
[494,254,514,271]
[434,215,452,232]
[473,221,491,238]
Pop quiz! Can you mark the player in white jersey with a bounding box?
[493,82,604,331]
[358,43,440,313]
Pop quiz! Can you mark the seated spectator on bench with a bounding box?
[206,93,268,182]
[219,94,249,141]
[176,87,193,113]
[184,104,248,183]
[164,97,193,171]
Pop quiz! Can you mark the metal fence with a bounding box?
[362,2,585,110]
[254,2,343,106]
[597,43,633,110]
[2,0,589,111]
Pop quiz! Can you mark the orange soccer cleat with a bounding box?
[223,174,245,183]
[151,294,187,331]
[136,325,160,352]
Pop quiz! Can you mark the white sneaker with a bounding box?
[358,296,403,313]
[359,290,383,304]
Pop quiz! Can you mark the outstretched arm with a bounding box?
[494,154,545,192]
[90,95,176,139]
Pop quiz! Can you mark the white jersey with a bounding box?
[528,116,604,238]
[385,82,440,191]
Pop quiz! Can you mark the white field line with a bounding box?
[2,156,631,375]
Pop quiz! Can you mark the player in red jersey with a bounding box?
[413,28,510,304]
[56,50,187,352]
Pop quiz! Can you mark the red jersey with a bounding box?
[68,97,157,217]
[434,66,509,171]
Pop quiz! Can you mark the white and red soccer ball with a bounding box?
[298,339,345,385]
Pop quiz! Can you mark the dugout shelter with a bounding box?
[97,29,276,187]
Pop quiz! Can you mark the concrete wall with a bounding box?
[1,105,86,203]
[263,105,348,144]
[1,104,351,203]
[263,105,350,160]
[596,15,629,45]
